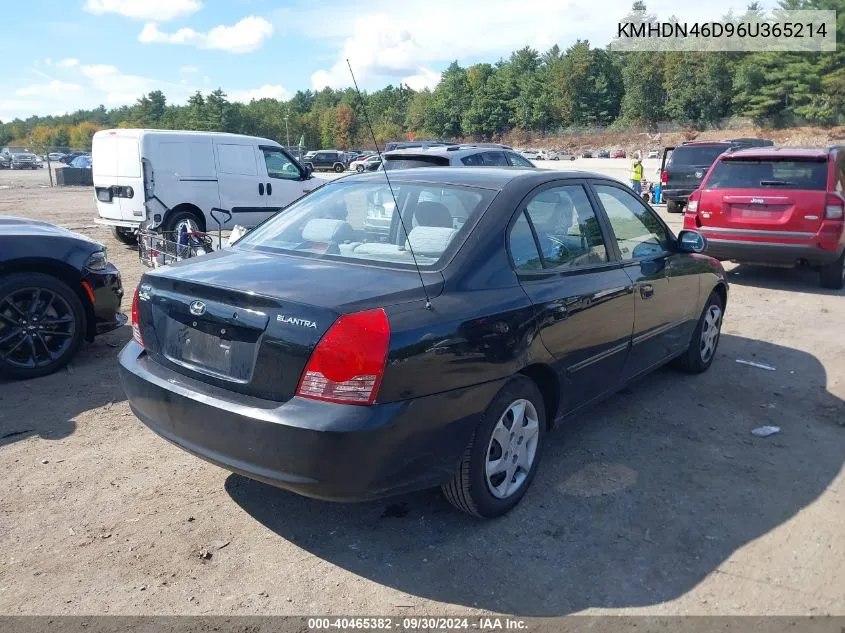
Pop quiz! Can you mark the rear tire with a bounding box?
[672,291,724,374]
[0,273,86,380]
[666,200,684,214]
[356,165,365,173]
[334,163,345,173]
[112,226,138,246]
[162,208,203,235]
[442,376,546,518]
[819,252,845,290]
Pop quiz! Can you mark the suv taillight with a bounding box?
[296,308,390,405]
[825,194,844,220]
[686,190,701,213]
[661,169,668,185]
[131,285,144,347]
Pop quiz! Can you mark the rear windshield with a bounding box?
[668,145,730,167]
[384,155,449,170]
[237,181,495,269]
[707,158,828,190]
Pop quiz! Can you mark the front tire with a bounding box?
[112,226,138,246]
[672,291,724,374]
[0,273,86,380]
[819,252,845,290]
[356,165,365,173]
[442,376,546,518]
[333,163,345,173]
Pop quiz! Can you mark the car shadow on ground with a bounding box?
[226,334,844,616]
[0,325,131,448]
[725,264,844,295]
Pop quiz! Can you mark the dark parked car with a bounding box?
[661,138,774,213]
[0,216,125,379]
[304,151,347,173]
[119,168,727,518]
[597,149,610,158]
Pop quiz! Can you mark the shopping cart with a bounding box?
[138,227,214,268]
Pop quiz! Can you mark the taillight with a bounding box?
[825,194,844,220]
[686,190,701,213]
[661,169,668,185]
[296,308,390,405]
[131,285,144,347]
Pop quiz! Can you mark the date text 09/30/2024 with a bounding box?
[307,617,529,631]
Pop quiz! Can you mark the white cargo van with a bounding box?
[92,129,324,244]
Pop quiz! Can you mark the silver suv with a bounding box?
[382,144,536,170]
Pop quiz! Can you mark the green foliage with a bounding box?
[2,1,842,150]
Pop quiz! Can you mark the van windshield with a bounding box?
[237,181,495,269]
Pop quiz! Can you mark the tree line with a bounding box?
[1,0,841,153]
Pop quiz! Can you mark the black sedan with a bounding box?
[119,168,727,518]
[0,217,125,379]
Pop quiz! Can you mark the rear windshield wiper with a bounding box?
[760,180,795,186]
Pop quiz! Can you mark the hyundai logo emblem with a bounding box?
[189,300,207,316]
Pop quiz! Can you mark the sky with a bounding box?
[0,0,777,122]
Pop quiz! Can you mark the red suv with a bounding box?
[684,147,845,289]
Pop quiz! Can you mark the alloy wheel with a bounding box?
[699,304,722,363]
[485,399,540,499]
[0,287,76,369]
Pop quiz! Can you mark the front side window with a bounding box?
[262,149,301,180]
[593,184,670,261]
[238,181,494,269]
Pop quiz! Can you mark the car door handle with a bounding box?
[549,301,568,321]
[258,183,264,196]
[640,283,654,299]
[266,182,272,196]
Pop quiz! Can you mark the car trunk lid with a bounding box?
[136,248,440,401]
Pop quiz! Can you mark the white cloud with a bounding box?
[57,58,80,68]
[229,84,290,103]
[401,68,441,91]
[180,65,199,73]
[15,80,82,98]
[79,64,191,105]
[83,0,201,22]
[304,0,759,89]
[139,16,273,53]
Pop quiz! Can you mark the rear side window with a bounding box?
[217,144,257,176]
[461,153,484,166]
[384,156,450,170]
[506,153,534,168]
[668,145,729,167]
[707,158,829,190]
[482,152,509,167]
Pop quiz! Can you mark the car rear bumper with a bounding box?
[662,188,696,202]
[118,342,504,501]
[703,237,845,266]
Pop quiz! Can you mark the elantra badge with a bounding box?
[277,315,318,329]
[189,301,207,316]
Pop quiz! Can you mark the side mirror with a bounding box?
[303,163,313,179]
[677,229,707,254]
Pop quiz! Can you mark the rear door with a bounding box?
[92,132,144,222]
[214,140,264,228]
[508,181,635,412]
[696,155,831,241]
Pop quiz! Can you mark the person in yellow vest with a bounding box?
[630,151,644,195]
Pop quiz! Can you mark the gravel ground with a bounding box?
[0,161,843,616]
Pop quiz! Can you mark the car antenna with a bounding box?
[346,58,432,311]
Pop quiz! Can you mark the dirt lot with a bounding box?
[0,164,843,617]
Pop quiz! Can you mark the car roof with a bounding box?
[385,145,512,159]
[337,167,614,189]
[722,147,830,160]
